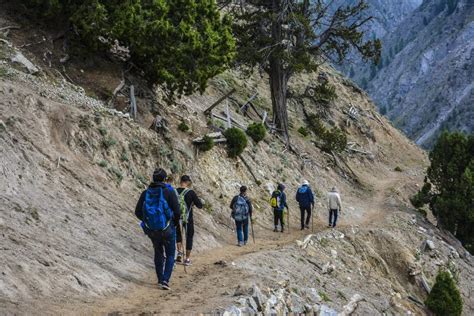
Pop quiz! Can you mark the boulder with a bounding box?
[320,304,338,316]
[11,52,39,74]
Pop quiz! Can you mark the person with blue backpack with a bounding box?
[230,186,253,246]
[296,180,315,230]
[135,168,180,290]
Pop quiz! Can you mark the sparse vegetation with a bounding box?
[298,126,310,137]
[425,270,463,316]
[321,127,347,153]
[98,160,108,168]
[224,128,247,158]
[178,121,190,132]
[98,126,107,136]
[108,166,123,182]
[319,291,331,302]
[120,150,129,162]
[198,135,215,152]
[78,115,92,129]
[246,123,266,143]
[0,67,9,77]
[102,137,117,149]
[308,82,337,105]
[394,166,403,172]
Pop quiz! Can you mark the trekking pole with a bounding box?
[251,217,255,244]
[287,208,290,233]
[181,222,187,274]
[311,205,314,233]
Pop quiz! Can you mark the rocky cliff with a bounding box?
[349,0,474,148]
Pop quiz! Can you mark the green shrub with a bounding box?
[246,123,266,143]
[425,270,463,316]
[307,114,326,136]
[298,126,310,137]
[98,126,107,136]
[322,127,347,153]
[310,82,337,104]
[102,137,117,149]
[198,135,214,152]
[20,0,235,100]
[394,166,403,172]
[108,166,123,182]
[98,160,108,168]
[224,128,247,158]
[178,121,190,132]
[120,150,129,162]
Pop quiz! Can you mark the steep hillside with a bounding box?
[350,0,474,148]
[1,7,473,316]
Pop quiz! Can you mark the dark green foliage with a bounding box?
[98,160,108,168]
[246,123,266,143]
[108,166,123,182]
[413,132,474,252]
[198,135,214,152]
[310,82,337,105]
[322,127,347,153]
[178,121,190,132]
[307,114,326,137]
[21,0,235,99]
[223,128,247,158]
[394,166,403,172]
[425,270,463,316]
[298,126,310,137]
[232,0,381,138]
[98,126,107,136]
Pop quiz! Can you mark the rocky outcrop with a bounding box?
[349,0,474,148]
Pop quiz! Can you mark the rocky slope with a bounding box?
[1,6,473,316]
[349,0,474,148]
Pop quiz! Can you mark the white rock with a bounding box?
[11,52,39,74]
[425,240,435,250]
[320,304,338,316]
[223,305,241,316]
[331,249,338,259]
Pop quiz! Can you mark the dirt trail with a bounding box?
[46,175,406,315]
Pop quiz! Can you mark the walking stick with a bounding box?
[180,221,187,273]
[287,208,290,233]
[311,205,314,233]
[251,217,255,244]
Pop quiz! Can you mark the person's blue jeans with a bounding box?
[329,209,338,227]
[149,225,176,284]
[235,218,249,244]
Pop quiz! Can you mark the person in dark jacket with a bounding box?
[176,175,203,266]
[272,183,288,232]
[296,180,315,230]
[135,168,179,290]
[230,186,253,246]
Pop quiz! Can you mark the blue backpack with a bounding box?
[142,186,172,231]
[233,196,249,221]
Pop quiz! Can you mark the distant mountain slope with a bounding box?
[351,0,474,148]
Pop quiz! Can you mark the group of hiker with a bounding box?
[134,168,343,290]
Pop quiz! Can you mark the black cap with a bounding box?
[240,186,247,193]
[277,183,285,191]
[180,175,192,183]
[153,168,167,182]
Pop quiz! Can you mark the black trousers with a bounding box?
[329,209,338,227]
[300,206,311,228]
[176,219,194,251]
[273,209,284,228]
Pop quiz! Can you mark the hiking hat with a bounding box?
[181,175,192,183]
[277,183,285,191]
[302,180,310,186]
[153,168,167,182]
[240,185,247,193]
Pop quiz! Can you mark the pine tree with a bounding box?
[425,270,463,316]
[232,0,380,142]
[21,0,235,100]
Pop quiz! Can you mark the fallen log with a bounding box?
[204,88,236,115]
[238,154,260,184]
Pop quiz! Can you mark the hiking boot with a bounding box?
[244,240,248,245]
[184,258,192,266]
[176,252,183,263]
[237,242,242,247]
[328,224,332,228]
[273,227,278,232]
[161,281,171,290]
[301,227,304,230]
[281,228,284,233]
[305,225,310,229]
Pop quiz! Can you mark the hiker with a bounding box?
[327,186,342,228]
[271,183,288,232]
[175,175,203,266]
[296,180,315,230]
[135,168,180,290]
[230,186,253,246]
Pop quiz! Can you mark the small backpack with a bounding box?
[270,190,281,208]
[298,186,308,194]
[233,195,249,221]
[143,187,172,231]
[179,188,191,224]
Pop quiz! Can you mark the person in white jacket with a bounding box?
[327,187,342,228]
